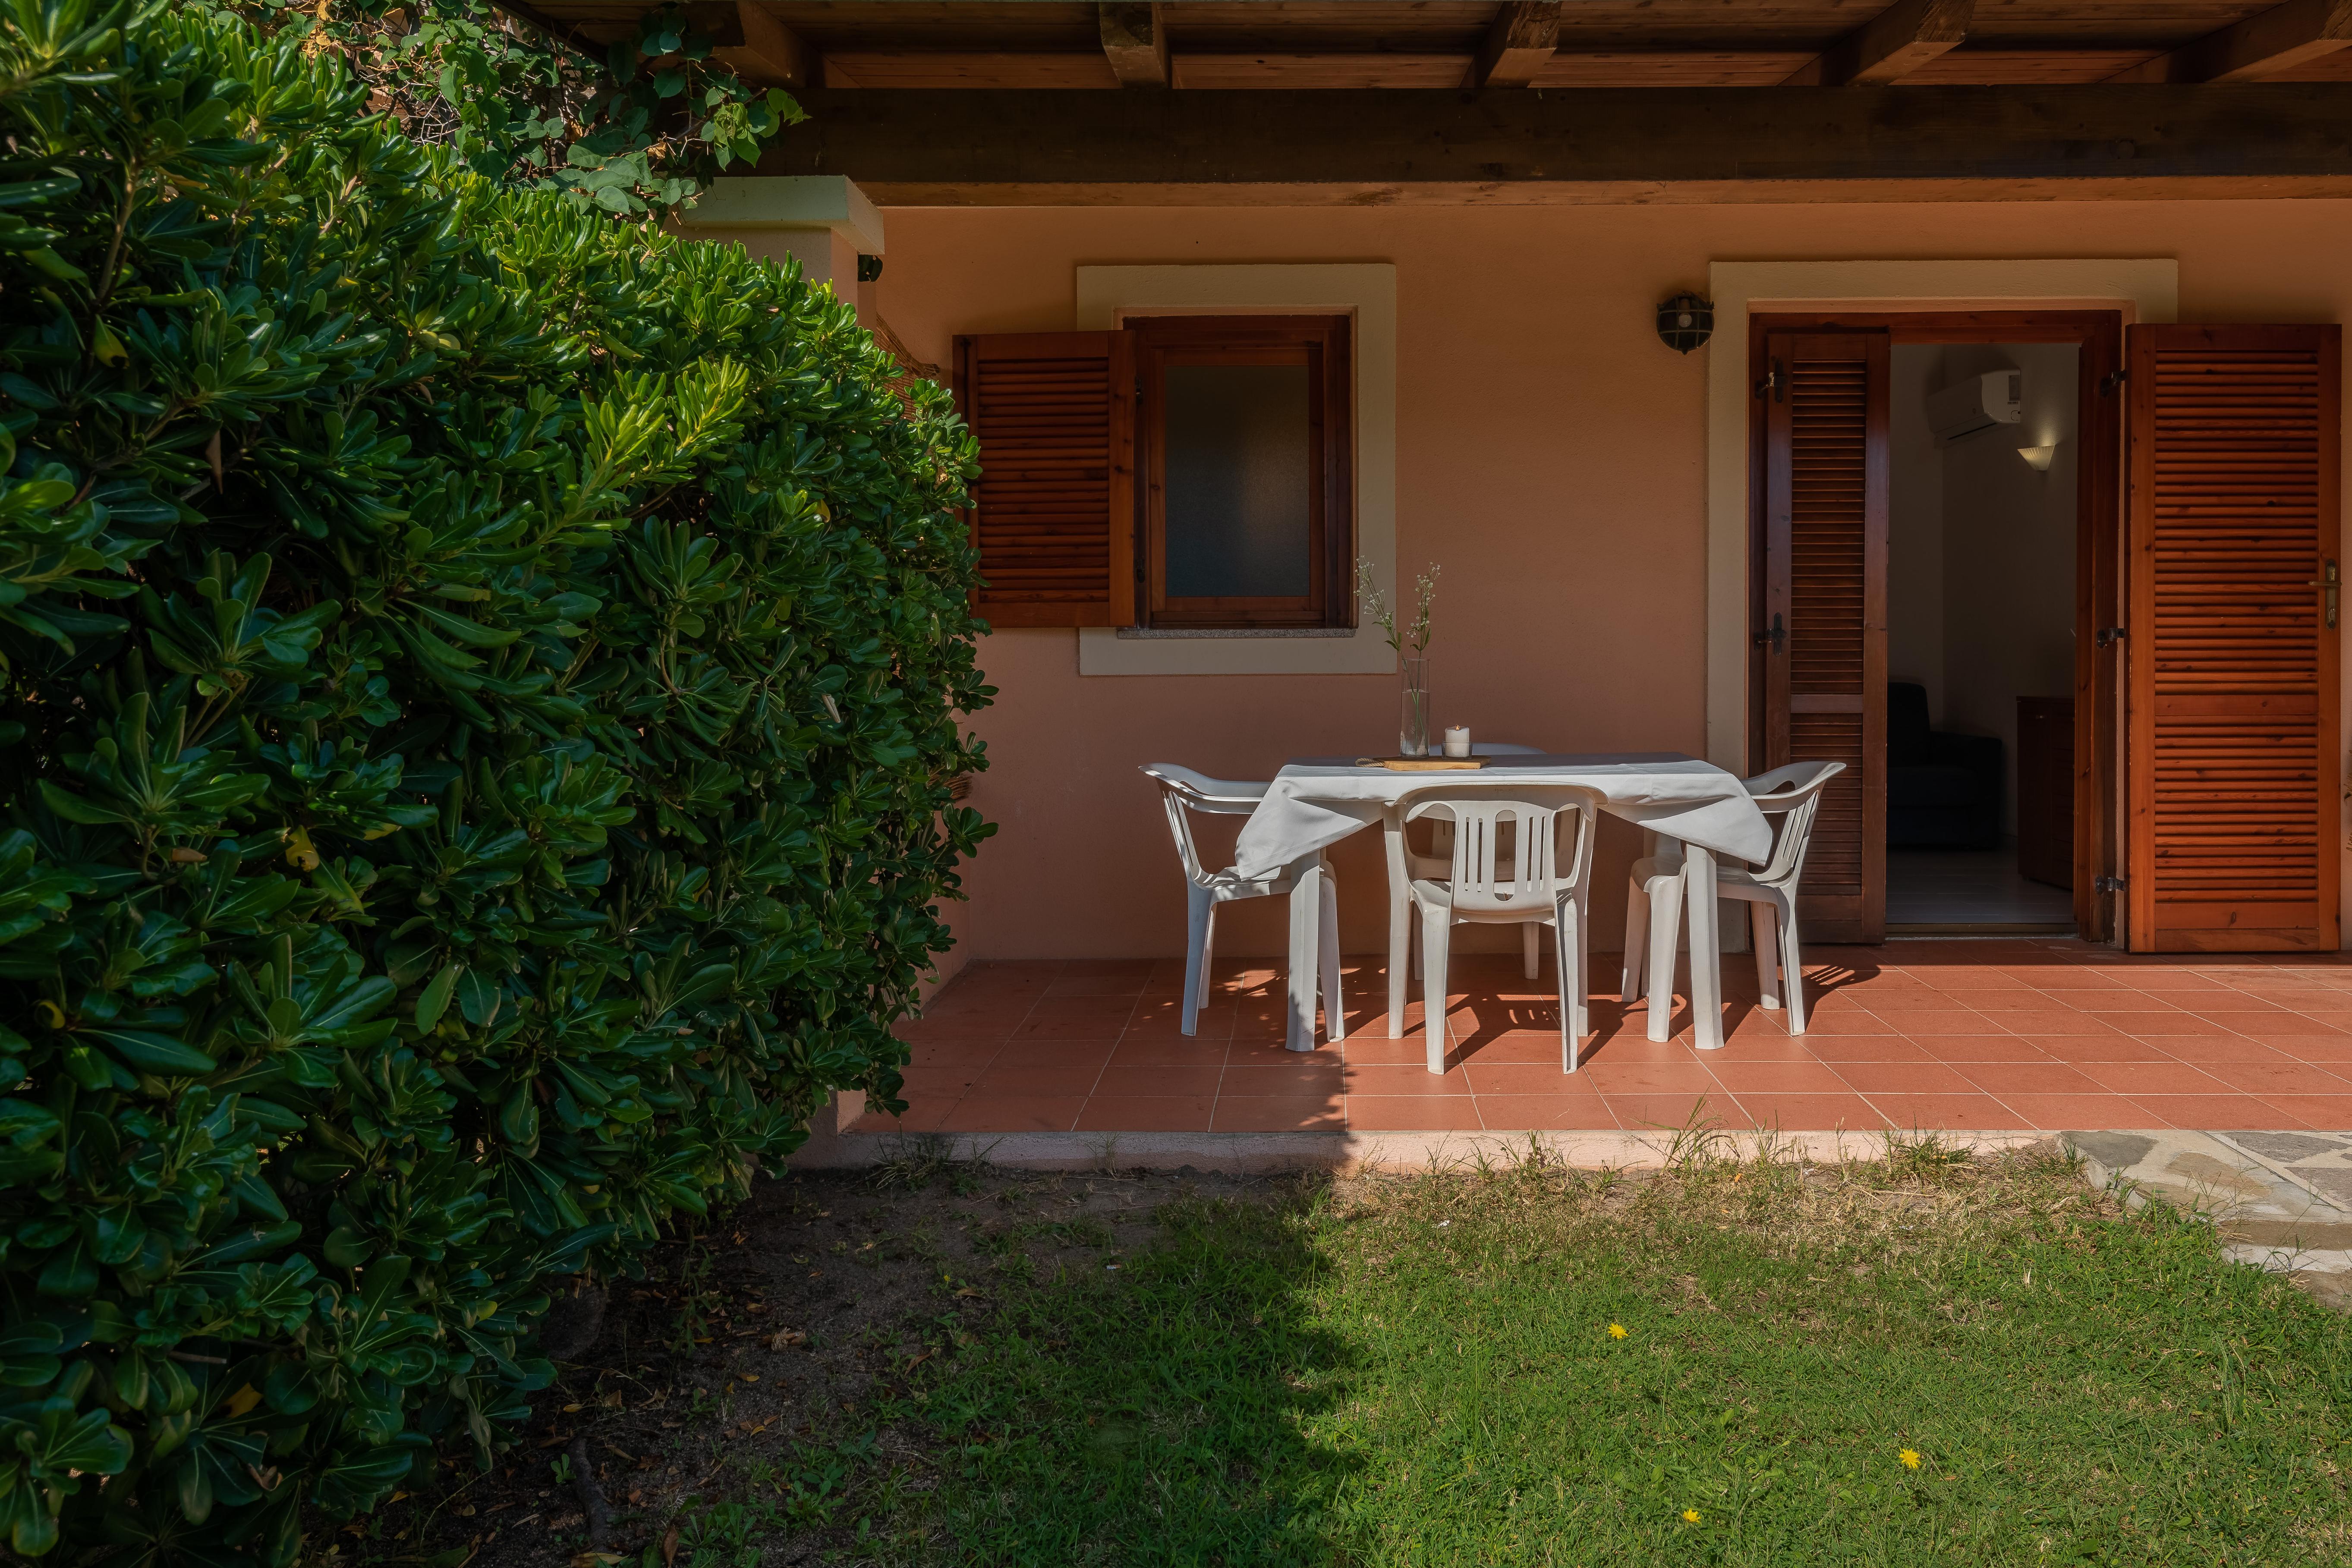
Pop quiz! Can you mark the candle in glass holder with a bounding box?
[1442,726,1471,758]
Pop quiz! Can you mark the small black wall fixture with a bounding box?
[1656,292,1713,354]
[857,254,885,283]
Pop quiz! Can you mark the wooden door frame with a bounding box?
[1746,309,2127,944]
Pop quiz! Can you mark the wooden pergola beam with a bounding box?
[2111,0,2352,83]
[714,2,811,89]
[1099,3,1169,88]
[1470,2,1560,89]
[752,85,2352,202]
[1782,0,1974,87]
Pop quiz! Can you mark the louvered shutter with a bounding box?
[952,331,1136,628]
[1761,332,1890,943]
[2126,324,2341,952]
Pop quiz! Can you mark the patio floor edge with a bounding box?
[786,1124,2060,1175]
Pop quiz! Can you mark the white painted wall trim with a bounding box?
[1703,259,2179,773]
[693,176,884,254]
[1074,263,1398,676]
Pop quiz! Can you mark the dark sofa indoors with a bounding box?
[1888,681,2003,850]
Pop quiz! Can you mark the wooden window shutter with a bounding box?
[2125,324,2341,952]
[951,331,1137,628]
[1760,331,1890,944]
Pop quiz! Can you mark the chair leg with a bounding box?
[1388,876,1413,1040]
[1555,907,1587,1069]
[1199,907,1217,1015]
[1646,879,1681,1044]
[1182,887,1213,1036]
[1780,902,1809,1034]
[1620,880,1649,1002]
[1319,869,1345,1042]
[1751,901,1781,1011]
[1568,898,1590,1040]
[1421,905,1452,1074]
[1521,923,1541,981]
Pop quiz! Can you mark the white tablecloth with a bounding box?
[1232,752,1772,880]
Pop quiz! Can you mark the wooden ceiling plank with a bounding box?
[716,2,811,88]
[1099,2,1170,86]
[1782,0,1975,86]
[1537,50,1817,87]
[819,51,1119,89]
[2110,0,2352,82]
[1470,2,1561,87]
[1173,54,1474,89]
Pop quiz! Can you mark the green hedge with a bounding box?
[0,0,990,1559]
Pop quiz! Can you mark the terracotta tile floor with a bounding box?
[863,940,2352,1137]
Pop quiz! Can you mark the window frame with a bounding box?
[1127,313,1355,630]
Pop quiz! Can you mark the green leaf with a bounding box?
[414,962,460,1030]
[82,1029,216,1076]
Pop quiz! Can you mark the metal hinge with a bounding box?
[2095,627,2126,648]
[2311,559,2339,629]
[1754,359,1783,402]
[1752,613,1785,653]
[2100,368,2127,396]
[2095,875,2126,894]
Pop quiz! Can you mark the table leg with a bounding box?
[1682,843,1725,1052]
[1383,809,1411,1039]
[1287,860,1322,1052]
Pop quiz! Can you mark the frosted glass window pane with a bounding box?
[1163,364,1311,598]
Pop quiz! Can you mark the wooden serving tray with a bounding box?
[1356,756,1488,771]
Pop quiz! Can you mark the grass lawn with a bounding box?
[385,1137,2352,1568]
[891,1140,2352,1566]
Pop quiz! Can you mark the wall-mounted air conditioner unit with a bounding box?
[1927,370,2023,446]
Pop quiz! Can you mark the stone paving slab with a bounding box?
[2062,1129,2352,1263]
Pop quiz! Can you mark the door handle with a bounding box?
[1753,613,1785,654]
[2311,560,2339,630]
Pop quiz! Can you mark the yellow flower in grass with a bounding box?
[1682,1509,1702,1524]
[1900,1448,1922,1470]
[1608,1323,1628,1340]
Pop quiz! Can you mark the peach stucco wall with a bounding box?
[865,198,2352,965]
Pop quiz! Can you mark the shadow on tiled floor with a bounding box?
[860,939,2352,1137]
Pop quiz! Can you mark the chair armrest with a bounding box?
[1142,764,1270,814]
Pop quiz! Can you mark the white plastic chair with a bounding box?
[1620,761,1846,1039]
[1142,764,1343,1040]
[1398,785,1603,1074]
[1383,743,1549,1037]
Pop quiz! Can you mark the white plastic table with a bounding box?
[1231,753,1775,1055]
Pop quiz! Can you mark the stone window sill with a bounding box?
[1114,627,1357,640]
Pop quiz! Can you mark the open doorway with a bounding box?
[1885,342,2078,933]
[1746,310,2125,945]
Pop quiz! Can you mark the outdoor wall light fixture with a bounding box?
[1656,293,1714,353]
[2018,443,2059,472]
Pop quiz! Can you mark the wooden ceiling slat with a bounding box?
[1152,1,1496,50]
[1172,53,1474,88]
[1100,3,1171,85]
[1782,0,1976,85]
[822,50,1120,88]
[1472,1,1559,87]
[2113,0,2352,80]
[1537,50,1819,87]
[1904,45,2165,80]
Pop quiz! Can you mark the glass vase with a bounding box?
[1399,657,1431,758]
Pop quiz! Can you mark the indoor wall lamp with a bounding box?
[2018,443,2059,472]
